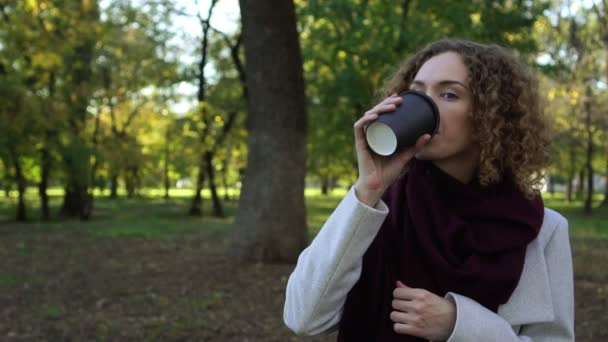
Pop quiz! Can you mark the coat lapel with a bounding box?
[497,218,555,325]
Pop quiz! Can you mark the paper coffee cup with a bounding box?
[365,91,440,156]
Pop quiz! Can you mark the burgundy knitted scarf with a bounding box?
[337,159,544,341]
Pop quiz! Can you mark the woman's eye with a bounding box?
[440,92,458,100]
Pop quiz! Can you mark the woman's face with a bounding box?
[409,52,478,163]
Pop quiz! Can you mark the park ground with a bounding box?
[0,189,607,341]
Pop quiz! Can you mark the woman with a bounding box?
[283,39,574,341]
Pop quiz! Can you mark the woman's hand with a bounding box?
[353,94,431,207]
[391,281,456,341]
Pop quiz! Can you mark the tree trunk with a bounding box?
[189,156,206,216]
[39,136,51,220]
[40,71,56,220]
[15,171,26,222]
[164,166,170,200]
[2,166,9,198]
[231,0,308,263]
[10,149,27,222]
[205,151,224,217]
[577,168,585,200]
[90,104,102,197]
[566,174,573,203]
[566,143,575,203]
[110,173,118,199]
[222,156,231,201]
[59,1,98,220]
[602,148,608,207]
[125,166,139,198]
[164,126,171,200]
[597,3,608,207]
[61,186,92,220]
[321,175,329,196]
[189,0,217,216]
[583,84,594,215]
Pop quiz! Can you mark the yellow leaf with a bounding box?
[26,0,38,14]
[533,19,546,34]
[470,13,481,25]
[570,90,580,99]
[31,52,62,70]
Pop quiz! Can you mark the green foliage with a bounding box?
[536,2,608,192]
[298,0,550,187]
[1,0,607,219]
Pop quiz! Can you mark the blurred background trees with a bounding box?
[1,0,608,260]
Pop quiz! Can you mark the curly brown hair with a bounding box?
[381,39,550,197]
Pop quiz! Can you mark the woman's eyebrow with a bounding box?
[411,80,468,89]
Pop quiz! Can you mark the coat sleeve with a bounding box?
[445,216,574,342]
[283,187,389,336]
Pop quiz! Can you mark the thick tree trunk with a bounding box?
[125,166,138,198]
[205,151,224,217]
[583,84,594,215]
[59,0,98,220]
[60,142,92,219]
[231,0,308,263]
[60,186,92,220]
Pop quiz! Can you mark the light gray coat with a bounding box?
[284,187,574,341]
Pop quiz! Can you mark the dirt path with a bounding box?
[0,229,605,341]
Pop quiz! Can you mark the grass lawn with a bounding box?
[0,188,606,341]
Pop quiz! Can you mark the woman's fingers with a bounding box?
[364,95,402,116]
[391,133,432,167]
[368,96,402,114]
[390,309,425,336]
[393,322,423,337]
[390,310,419,325]
[393,285,429,301]
[355,97,405,145]
[414,134,432,150]
[353,113,379,149]
[392,298,425,313]
[365,103,397,117]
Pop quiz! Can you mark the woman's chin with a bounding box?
[414,151,432,160]
[414,146,435,160]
